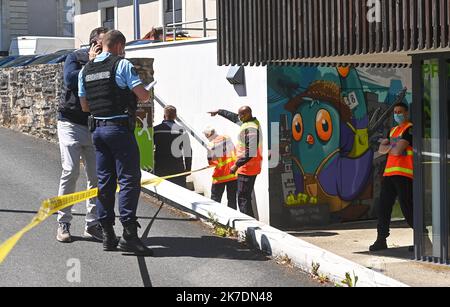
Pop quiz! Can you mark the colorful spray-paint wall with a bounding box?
[268,65,412,228]
[131,58,155,172]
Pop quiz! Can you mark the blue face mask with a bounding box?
[394,114,406,125]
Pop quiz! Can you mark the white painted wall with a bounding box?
[126,39,270,224]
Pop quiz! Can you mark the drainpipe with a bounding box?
[172,0,176,41]
[133,0,141,40]
[202,0,207,37]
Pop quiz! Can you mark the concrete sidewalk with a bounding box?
[141,171,409,287]
[291,220,450,287]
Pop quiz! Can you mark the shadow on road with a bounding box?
[355,246,414,261]
[70,236,102,243]
[0,208,197,222]
[292,232,339,238]
[133,199,166,288]
[142,236,270,261]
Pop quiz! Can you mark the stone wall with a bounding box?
[0,63,63,142]
[0,58,154,143]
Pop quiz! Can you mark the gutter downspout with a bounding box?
[133,0,141,40]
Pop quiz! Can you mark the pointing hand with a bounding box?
[208,110,219,117]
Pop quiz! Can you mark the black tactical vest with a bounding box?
[82,55,137,118]
[58,49,89,125]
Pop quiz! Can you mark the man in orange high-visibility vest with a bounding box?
[208,107,262,218]
[370,102,414,252]
[203,127,238,210]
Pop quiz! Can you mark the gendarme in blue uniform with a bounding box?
[79,52,142,117]
[78,52,142,226]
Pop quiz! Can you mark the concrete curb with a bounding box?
[141,171,409,287]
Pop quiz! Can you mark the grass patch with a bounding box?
[208,212,238,238]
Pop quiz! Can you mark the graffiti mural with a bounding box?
[268,65,412,228]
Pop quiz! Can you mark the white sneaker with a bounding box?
[57,223,72,243]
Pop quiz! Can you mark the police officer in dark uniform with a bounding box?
[154,106,192,188]
[79,30,152,256]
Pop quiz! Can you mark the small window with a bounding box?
[63,0,75,36]
[166,0,173,11]
[103,7,115,29]
[164,0,182,26]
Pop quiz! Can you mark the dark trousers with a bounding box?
[237,174,257,218]
[211,180,238,210]
[92,125,141,225]
[377,175,414,239]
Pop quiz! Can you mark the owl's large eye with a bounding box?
[292,113,303,142]
[316,109,333,142]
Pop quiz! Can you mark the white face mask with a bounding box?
[394,114,406,125]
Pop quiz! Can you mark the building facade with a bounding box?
[0,0,75,54]
[74,0,217,47]
[217,0,450,265]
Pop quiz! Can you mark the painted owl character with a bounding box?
[285,67,373,213]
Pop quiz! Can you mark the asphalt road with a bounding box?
[0,127,321,287]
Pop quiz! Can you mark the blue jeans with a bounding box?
[92,125,141,225]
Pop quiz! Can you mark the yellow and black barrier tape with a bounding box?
[0,166,214,264]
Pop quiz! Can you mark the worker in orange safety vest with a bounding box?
[203,126,238,210]
[370,102,414,252]
[208,107,262,218]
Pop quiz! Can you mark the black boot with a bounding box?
[118,221,153,256]
[100,223,119,252]
[369,237,388,252]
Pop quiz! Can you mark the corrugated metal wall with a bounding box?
[217,0,450,66]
